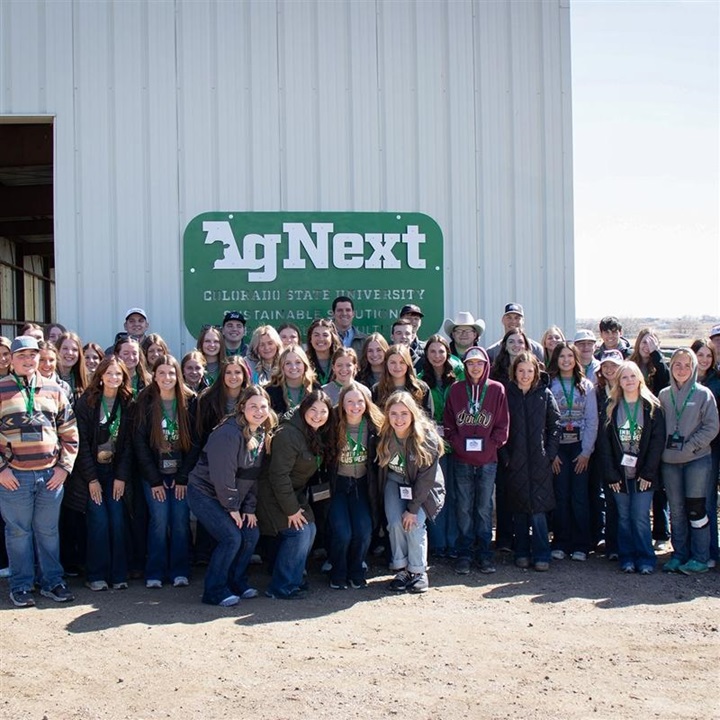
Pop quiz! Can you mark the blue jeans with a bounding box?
[613,486,655,570]
[268,522,316,597]
[513,512,550,563]
[85,463,128,585]
[662,456,711,564]
[454,461,496,562]
[143,479,190,582]
[552,443,591,554]
[384,478,427,574]
[327,475,372,585]
[0,468,64,593]
[428,455,458,555]
[187,485,259,604]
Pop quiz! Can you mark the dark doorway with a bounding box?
[0,120,55,339]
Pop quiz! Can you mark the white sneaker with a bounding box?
[145,579,162,589]
[240,588,259,599]
[219,595,240,607]
[707,559,716,569]
[571,551,587,562]
[551,550,566,560]
[172,576,189,587]
[0,567,11,578]
[85,580,109,591]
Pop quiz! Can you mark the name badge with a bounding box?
[666,434,684,450]
[435,424,445,438]
[399,485,413,500]
[20,426,43,443]
[621,453,638,468]
[561,429,581,443]
[465,438,484,452]
[310,482,331,503]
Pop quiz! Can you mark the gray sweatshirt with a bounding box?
[659,349,719,465]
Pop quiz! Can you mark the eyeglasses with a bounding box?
[453,328,475,335]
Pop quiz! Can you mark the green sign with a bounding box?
[183,212,444,339]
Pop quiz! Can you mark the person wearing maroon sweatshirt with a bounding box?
[443,347,509,575]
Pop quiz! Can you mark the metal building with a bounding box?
[0,0,574,352]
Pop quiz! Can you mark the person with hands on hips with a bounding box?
[188,386,277,606]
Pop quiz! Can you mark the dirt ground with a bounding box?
[0,549,718,720]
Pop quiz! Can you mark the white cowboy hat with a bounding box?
[443,312,486,338]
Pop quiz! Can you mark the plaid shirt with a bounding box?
[0,372,78,474]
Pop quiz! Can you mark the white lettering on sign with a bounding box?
[203,221,427,282]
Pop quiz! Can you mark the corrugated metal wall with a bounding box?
[0,0,574,353]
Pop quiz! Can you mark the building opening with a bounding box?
[0,119,55,339]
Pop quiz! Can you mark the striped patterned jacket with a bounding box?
[0,372,78,474]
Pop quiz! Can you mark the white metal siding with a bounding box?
[0,0,574,353]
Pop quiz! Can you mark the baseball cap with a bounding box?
[503,303,524,317]
[125,307,147,320]
[573,329,596,343]
[223,311,246,326]
[599,349,624,366]
[710,323,720,338]
[462,347,487,363]
[400,304,424,318]
[10,336,40,353]
[0,336,11,350]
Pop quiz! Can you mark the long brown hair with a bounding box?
[374,344,426,408]
[334,382,384,450]
[136,354,194,453]
[57,331,89,395]
[547,342,587,395]
[194,356,249,434]
[82,355,133,409]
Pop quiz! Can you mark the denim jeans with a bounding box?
[143,479,190,582]
[428,455,458,555]
[187,485,259,604]
[707,447,719,562]
[613,486,655,570]
[268,522,316,597]
[513,512,551,563]
[662,456,711,564]
[85,463,129,585]
[0,468,64,592]
[454,461,496,562]
[327,475,372,585]
[384,478,427,573]
[551,443,591,554]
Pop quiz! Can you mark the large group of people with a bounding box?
[0,302,718,609]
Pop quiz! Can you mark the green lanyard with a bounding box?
[286,385,305,409]
[621,398,640,445]
[131,374,139,398]
[161,399,178,441]
[249,429,264,462]
[101,396,122,439]
[316,362,331,385]
[12,372,36,415]
[465,382,488,416]
[392,433,407,470]
[345,419,366,462]
[558,376,575,412]
[670,384,696,432]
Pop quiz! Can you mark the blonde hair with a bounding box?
[376,390,443,469]
[605,360,660,425]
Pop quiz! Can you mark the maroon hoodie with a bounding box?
[443,346,509,465]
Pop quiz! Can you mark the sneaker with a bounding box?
[496,544,513,554]
[329,580,348,590]
[321,561,333,574]
[250,554,262,565]
[607,553,619,561]
[654,540,671,552]
[515,557,531,569]
[570,552,587,562]
[662,558,682,573]
[678,559,709,575]
[146,579,162,589]
[406,572,429,594]
[389,569,412,592]
[551,550,566,560]
[239,588,259,599]
[85,580,109,591]
[172,576,189,587]
[264,588,308,600]
[218,595,240,607]
[453,557,471,575]
[0,566,11,579]
[478,559,496,574]
[638,566,654,575]
[40,584,74,602]
[707,559,716,569]
[9,589,35,608]
[621,564,635,574]
[350,578,368,589]
[112,582,129,590]
[534,561,550,572]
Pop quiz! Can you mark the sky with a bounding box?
[571,0,719,319]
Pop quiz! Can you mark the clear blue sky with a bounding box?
[571,0,719,318]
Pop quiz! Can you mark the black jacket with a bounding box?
[597,400,666,491]
[500,382,560,514]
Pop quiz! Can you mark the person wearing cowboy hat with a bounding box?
[443,312,485,361]
[485,303,544,364]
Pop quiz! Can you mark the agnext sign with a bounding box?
[183,212,443,338]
